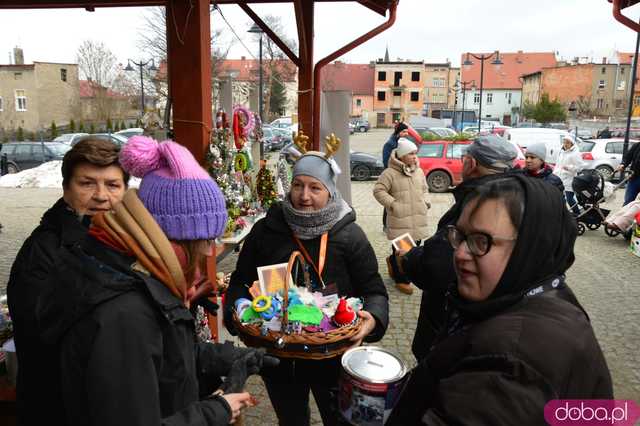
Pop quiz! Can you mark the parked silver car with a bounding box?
[53,133,89,145]
[578,138,637,179]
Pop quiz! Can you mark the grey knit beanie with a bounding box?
[292,153,337,196]
[526,143,547,162]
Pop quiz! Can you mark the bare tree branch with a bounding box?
[76,40,117,87]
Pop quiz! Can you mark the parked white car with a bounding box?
[504,127,577,164]
[577,138,637,179]
[116,128,144,139]
[53,133,89,145]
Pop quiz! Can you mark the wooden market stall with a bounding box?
[1,0,397,340]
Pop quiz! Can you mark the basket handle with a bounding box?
[283,250,306,329]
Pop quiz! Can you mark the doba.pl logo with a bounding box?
[544,400,640,425]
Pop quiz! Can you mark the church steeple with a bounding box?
[384,45,390,62]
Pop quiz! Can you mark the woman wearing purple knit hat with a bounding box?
[40,136,278,426]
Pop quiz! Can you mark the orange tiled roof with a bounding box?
[321,62,374,95]
[460,51,557,90]
[217,58,297,82]
[79,80,127,99]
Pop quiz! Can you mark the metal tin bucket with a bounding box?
[339,346,407,425]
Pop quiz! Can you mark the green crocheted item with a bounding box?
[287,305,323,325]
[241,307,261,322]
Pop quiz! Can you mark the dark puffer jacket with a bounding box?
[386,284,613,425]
[525,164,565,193]
[7,198,89,426]
[223,202,389,341]
[402,174,502,361]
[38,236,238,426]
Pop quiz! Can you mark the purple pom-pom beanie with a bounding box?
[120,136,228,241]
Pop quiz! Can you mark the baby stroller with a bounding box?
[571,169,633,236]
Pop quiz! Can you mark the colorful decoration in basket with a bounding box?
[232,105,255,149]
[232,252,364,359]
[256,162,278,209]
[235,284,362,334]
[332,298,357,326]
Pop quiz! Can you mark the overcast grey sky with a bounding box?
[1,0,639,68]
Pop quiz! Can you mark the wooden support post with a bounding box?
[294,0,314,147]
[166,0,212,164]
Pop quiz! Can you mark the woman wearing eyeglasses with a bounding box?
[386,174,612,425]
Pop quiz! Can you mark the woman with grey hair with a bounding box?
[224,150,389,426]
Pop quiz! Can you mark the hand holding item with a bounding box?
[187,276,215,307]
[347,310,376,349]
[222,392,257,424]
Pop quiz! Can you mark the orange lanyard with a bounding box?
[293,233,328,287]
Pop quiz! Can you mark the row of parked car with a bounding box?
[0,128,144,174]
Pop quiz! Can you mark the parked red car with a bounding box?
[417,140,472,193]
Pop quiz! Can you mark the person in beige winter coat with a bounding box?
[374,138,429,294]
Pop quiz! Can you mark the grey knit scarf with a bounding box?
[282,193,350,240]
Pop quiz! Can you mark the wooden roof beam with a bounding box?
[237,2,301,67]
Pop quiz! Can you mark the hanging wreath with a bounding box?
[234,152,250,172]
[232,105,255,149]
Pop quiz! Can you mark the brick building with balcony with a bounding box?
[373,60,425,127]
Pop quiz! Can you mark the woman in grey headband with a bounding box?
[224,151,389,426]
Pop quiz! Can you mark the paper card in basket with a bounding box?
[257,263,292,296]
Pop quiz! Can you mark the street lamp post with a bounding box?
[459,80,475,131]
[463,51,503,132]
[125,59,157,118]
[248,23,264,158]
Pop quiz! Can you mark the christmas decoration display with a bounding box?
[276,156,291,199]
[207,109,260,239]
[253,112,263,141]
[234,152,250,172]
[256,161,278,209]
[232,105,255,150]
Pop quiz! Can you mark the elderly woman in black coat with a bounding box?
[387,175,612,425]
[224,151,389,426]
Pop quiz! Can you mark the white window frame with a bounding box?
[596,98,604,109]
[598,80,605,89]
[617,80,626,91]
[473,93,481,104]
[15,90,27,112]
[0,96,3,112]
[486,92,493,104]
[507,92,512,104]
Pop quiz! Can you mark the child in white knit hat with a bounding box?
[373,138,430,295]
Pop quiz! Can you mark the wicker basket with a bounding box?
[232,251,362,360]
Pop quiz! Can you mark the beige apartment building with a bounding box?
[424,63,453,116]
[373,60,425,127]
[0,59,80,134]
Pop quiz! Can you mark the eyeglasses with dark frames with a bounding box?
[446,225,517,257]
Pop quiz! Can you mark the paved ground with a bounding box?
[0,129,638,425]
